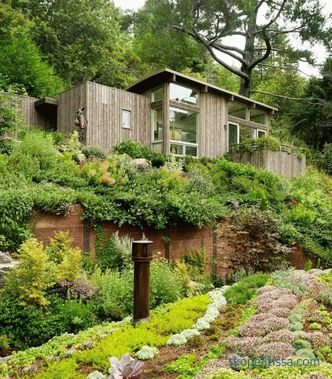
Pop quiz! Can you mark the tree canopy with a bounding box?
[290,58,332,150]
[6,0,141,88]
[167,0,329,96]
[0,3,64,97]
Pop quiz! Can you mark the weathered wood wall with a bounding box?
[57,83,87,135]
[19,96,57,130]
[228,150,306,178]
[85,82,151,150]
[199,92,228,158]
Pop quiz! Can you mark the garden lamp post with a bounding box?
[132,236,153,323]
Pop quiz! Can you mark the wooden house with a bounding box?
[18,68,306,177]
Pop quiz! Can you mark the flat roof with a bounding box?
[127,68,278,113]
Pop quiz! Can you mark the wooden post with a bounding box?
[132,239,153,323]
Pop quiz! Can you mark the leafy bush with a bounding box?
[0,187,33,250]
[226,206,290,273]
[113,140,166,167]
[81,145,108,160]
[4,237,54,306]
[150,260,185,308]
[90,268,133,320]
[319,143,332,174]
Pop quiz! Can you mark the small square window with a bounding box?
[122,109,131,129]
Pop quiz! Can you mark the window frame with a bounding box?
[228,122,240,148]
[121,109,131,129]
[255,128,267,138]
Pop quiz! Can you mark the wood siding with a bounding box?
[199,92,228,158]
[229,150,306,178]
[57,83,87,135]
[85,82,151,150]
[19,96,56,130]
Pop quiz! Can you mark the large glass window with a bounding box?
[250,108,266,124]
[151,108,163,153]
[169,107,198,156]
[151,108,163,141]
[228,123,239,145]
[228,102,247,119]
[170,83,198,105]
[240,125,254,142]
[170,107,197,144]
[151,86,163,102]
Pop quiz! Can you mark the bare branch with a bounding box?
[255,0,267,12]
[173,25,248,67]
[269,25,303,38]
[258,0,288,32]
[251,90,325,105]
[213,42,245,56]
[211,43,248,65]
[248,31,271,70]
[257,63,312,77]
[191,29,250,80]
[265,0,287,28]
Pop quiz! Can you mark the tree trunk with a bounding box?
[239,5,258,97]
[239,77,251,97]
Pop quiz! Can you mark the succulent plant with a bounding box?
[108,354,143,379]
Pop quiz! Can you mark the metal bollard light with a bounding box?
[132,237,153,323]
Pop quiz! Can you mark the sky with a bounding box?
[113,0,332,77]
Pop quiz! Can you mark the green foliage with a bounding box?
[320,143,332,174]
[290,58,332,151]
[223,273,269,305]
[90,268,133,320]
[164,354,197,373]
[131,0,207,74]
[81,145,108,161]
[150,260,185,308]
[0,3,64,97]
[0,187,33,250]
[9,0,139,88]
[95,229,131,271]
[113,140,166,167]
[4,237,54,306]
[0,92,24,137]
[90,260,185,320]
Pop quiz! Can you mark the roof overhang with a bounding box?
[127,68,278,113]
[34,97,58,116]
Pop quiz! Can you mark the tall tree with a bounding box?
[7,0,140,88]
[0,3,64,97]
[130,0,208,74]
[169,0,329,96]
[290,57,332,150]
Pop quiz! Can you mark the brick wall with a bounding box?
[31,205,215,273]
[30,205,312,277]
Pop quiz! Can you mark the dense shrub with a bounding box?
[95,229,132,271]
[4,238,54,306]
[81,145,108,160]
[90,260,186,320]
[150,260,185,307]
[226,206,290,273]
[90,268,133,320]
[113,140,166,167]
